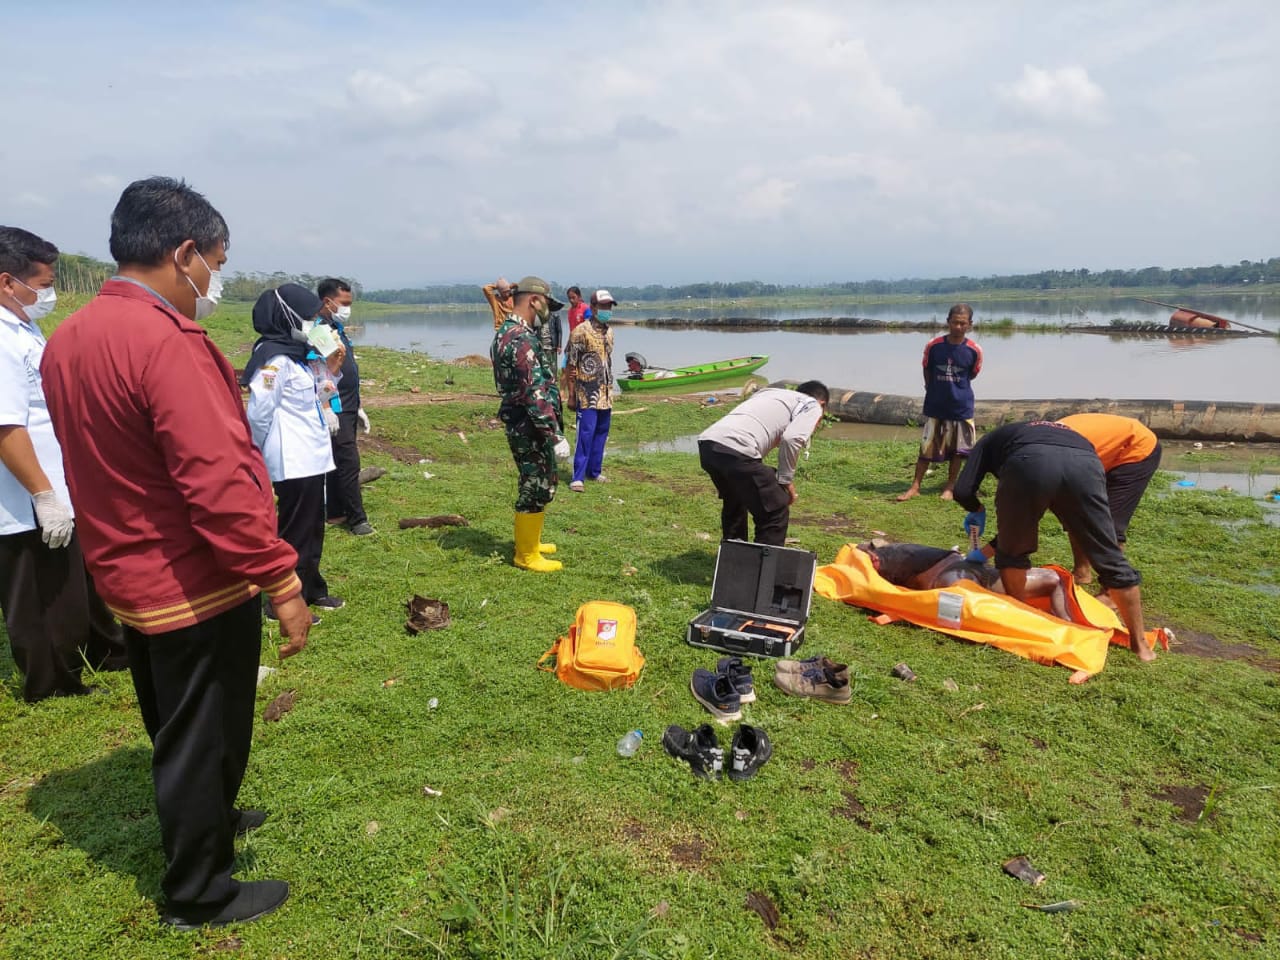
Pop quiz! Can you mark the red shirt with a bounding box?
[567,301,588,334]
[41,279,301,634]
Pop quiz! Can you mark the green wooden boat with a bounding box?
[618,354,769,391]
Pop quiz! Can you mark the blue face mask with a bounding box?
[595,309,613,324]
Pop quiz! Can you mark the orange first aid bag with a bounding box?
[539,601,645,691]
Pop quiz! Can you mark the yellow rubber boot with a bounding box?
[514,512,562,572]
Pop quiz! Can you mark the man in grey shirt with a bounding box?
[697,381,828,544]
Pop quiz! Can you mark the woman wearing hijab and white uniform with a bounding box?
[242,284,346,617]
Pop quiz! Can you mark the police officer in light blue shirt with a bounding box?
[0,226,125,701]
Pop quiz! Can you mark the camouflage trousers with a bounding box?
[506,426,558,512]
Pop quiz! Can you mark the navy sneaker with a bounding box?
[728,724,773,781]
[690,668,743,724]
[312,595,345,610]
[715,656,756,703]
[662,723,724,780]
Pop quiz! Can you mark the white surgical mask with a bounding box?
[275,290,312,343]
[177,248,223,321]
[334,304,352,322]
[15,279,57,322]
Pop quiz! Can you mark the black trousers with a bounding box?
[0,530,125,702]
[698,440,791,546]
[325,410,367,527]
[1106,441,1162,542]
[274,474,329,603]
[994,445,1141,590]
[124,595,261,907]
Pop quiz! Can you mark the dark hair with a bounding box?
[317,277,352,300]
[109,176,229,267]
[796,380,829,404]
[947,303,974,322]
[0,226,58,280]
[567,285,581,297]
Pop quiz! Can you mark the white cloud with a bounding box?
[999,65,1107,123]
[344,65,495,133]
[81,173,122,193]
[736,177,798,220]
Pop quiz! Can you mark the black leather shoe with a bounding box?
[161,879,289,931]
[232,808,267,837]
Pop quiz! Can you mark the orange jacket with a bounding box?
[1058,413,1157,470]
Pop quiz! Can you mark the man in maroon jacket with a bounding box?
[41,177,310,930]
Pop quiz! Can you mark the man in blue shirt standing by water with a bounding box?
[318,278,373,536]
[897,303,982,501]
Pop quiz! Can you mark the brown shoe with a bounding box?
[775,656,849,684]
[773,660,851,704]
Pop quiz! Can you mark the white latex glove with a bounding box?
[553,436,571,461]
[323,407,341,435]
[357,408,370,434]
[32,490,74,549]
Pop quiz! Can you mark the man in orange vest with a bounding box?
[1056,414,1161,585]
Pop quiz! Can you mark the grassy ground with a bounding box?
[2,303,1278,958]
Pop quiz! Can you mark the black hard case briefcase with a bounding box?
[686,540,817,658]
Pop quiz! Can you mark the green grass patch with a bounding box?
[2,314,1278,958]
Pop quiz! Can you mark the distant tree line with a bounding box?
[362,258,1280,304]
[220,272,363,302]
[51,253,362,302]
[51,254,1277,304]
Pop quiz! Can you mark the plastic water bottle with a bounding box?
[616,730,643,757]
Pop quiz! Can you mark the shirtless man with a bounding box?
[856,538,1070,621]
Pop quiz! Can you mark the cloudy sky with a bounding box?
[9,0,1276,289]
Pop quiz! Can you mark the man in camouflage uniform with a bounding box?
[491,276,570,572]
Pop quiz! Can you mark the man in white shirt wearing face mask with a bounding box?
[0,225,126,702]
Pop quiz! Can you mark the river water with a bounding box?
[349,295,1280,403]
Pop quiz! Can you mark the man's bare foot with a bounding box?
[939,488,954,501]
[1069,669,1092,684]
[1071,567,1093,585]
[895,488,920,502]
[1132,638,1158,663]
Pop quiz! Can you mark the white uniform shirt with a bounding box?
[698,387,823,484]
[0,304,71,535]
[246,354,337,482]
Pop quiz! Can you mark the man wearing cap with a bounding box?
[564,290,616,492]
[491,276,571,572]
